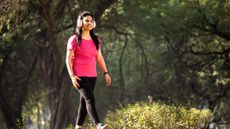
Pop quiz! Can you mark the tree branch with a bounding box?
[94,0,118,20]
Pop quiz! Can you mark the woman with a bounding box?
[66,11,111,129]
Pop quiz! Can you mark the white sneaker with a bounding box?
[96,123,108,129]
[75,125,82,129]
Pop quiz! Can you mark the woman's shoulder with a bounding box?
[68,35,77,42]
[67,34,77,45]
[69,34,76,40]
[94,33,101,41]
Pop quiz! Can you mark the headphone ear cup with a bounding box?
[77,18,82,29]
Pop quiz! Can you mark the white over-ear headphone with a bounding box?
[93,20,96,28]
[77,16,83,29]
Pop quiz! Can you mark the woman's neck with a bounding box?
[81,31,91,39]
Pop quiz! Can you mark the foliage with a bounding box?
[65,124,74,129]
[101,1,230,123]
[104,102,213,129]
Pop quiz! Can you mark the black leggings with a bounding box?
[76,77,100,126]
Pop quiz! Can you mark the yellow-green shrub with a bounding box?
[104,102,213,129]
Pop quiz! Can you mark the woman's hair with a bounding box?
[75,11,99,50]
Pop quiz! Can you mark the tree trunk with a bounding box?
[0,43,37,129]
[49,79,71,129]
[38,45,72,129]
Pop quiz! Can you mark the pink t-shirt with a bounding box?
[67,35,100,77]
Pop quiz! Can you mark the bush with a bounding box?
[104,102,213,129]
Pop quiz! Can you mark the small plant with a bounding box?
[104,102,213,129]
[66,124,74,129]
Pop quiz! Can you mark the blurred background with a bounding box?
[0,0,230,129]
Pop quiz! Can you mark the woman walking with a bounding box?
[66,11,111,129]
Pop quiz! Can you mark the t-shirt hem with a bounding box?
[78,75,97,77]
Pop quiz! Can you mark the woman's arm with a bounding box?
[66,49,75,76]
[66,49,81,88]
[96,49,111,86]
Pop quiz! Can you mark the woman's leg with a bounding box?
[76,96,87,126]
[76,77,100,125]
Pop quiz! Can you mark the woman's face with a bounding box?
[82,15,95,31]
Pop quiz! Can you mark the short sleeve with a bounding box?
[67,35,77,50]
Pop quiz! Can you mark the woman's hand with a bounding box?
[104,74,111,87]
[70,75,81,89]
